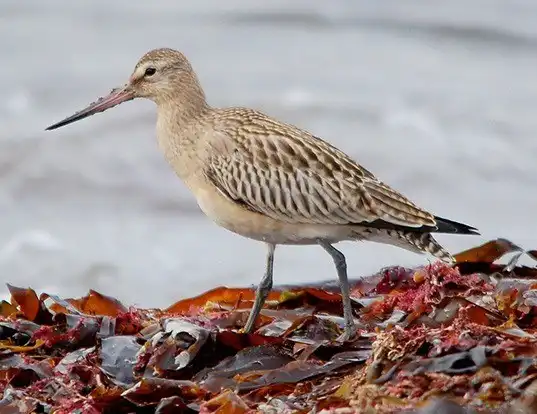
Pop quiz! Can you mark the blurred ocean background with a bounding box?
[1,0,536,307]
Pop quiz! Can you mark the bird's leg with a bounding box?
[317,239,356,341]
[243,243,276,333]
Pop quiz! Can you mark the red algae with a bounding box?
[364,262,492,320]
[115,308,145,335]
[32,323,82,348]
[1,239,537,413]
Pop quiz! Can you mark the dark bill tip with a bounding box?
[45,87,134,131]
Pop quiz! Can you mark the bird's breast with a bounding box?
[193,182,352,245]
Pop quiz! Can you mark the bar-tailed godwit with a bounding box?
[46,48,479,340]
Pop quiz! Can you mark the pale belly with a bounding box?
[193,183,353,245]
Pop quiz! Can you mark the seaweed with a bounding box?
[1,239,537,413]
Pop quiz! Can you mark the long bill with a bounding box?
[45,86,134,131]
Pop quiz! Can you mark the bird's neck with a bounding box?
[156,74,209,126]
[155,80,212,182]
[156,74,211,142]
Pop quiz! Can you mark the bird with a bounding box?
[45,48,479,341]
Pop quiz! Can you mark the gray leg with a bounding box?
[243,243,276,333]
[317,239,356,341]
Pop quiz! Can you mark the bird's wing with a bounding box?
[205,110,437,229]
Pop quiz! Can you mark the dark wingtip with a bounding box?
[434,216,480,235]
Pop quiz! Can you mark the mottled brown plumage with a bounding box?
[46,48,479,341]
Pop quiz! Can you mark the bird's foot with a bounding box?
[238,326,255,335]
[336,325,357,343]
[238,319,256,335]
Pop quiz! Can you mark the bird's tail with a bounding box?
[352,228,454,263]
[408,232,454,263]
[434,216,479,235]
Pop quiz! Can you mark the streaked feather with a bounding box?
[207,108,439,231]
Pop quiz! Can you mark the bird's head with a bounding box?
[128,48,194,101]
[46,48,201,131]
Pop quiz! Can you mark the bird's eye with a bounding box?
[144,67,157,77]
